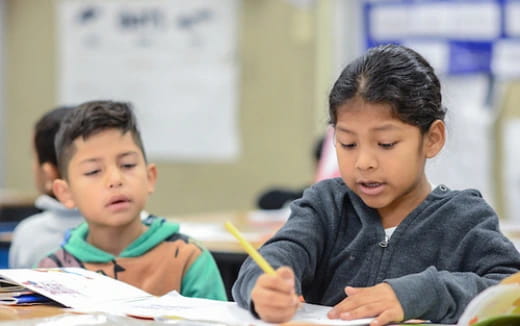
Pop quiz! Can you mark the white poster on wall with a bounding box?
[426,75,494,205]
[57,0,240,162]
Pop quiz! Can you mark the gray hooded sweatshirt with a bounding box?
[232,178,520,323]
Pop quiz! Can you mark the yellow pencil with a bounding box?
[224,221,275,275]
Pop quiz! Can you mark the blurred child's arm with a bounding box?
[327,283,403,326]
[250,266,300,323]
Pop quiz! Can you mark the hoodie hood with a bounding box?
[35,195,81,217]
[63,216,180,263]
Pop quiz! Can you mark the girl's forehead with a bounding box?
[337,99,396,122]
[335,99,418,135]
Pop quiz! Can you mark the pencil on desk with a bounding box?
[224,221,275,275]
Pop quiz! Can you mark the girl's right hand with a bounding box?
[250,266,300,323]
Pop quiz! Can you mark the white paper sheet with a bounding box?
[117,291,373,326]
[426,75,494,204]
[57,0,240,162]
[0,268,151,309]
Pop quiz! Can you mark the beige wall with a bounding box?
[493,82,520,220]
[4,0,329,216]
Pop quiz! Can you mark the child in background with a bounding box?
[38,100,226,300]
[9,106,84,268]
[232,44,520,325]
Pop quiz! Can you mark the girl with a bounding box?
[232,44,520,325]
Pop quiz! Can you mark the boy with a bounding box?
[9,106,84,268]
[38,100,226,300]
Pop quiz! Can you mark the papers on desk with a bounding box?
[0,277,25,292]
[108,291,373,326]
[112,291,259,323]
[0,268,151,309]
[0,275,53,305]
[0,268,373,325]
[291,303,373,326]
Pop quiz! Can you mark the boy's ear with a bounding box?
[146,163,158,194]
[41,162,59,194]
[52,179,76,209]
[424,120,446,158]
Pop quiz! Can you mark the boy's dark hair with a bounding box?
[329,44,446,133]
[55,100,146,179]
[34,106,74,167]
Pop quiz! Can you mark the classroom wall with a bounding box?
[0,0,5,187]
[4,0,326,216]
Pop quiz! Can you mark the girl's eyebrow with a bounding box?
[372,124,400,132]
[336,123,400,134]
[335,126,355,134]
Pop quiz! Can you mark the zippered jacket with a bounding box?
[232,178,520,323]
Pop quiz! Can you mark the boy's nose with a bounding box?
[109,180,123,188]
[107,169,123,188]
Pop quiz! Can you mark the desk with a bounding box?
[0,306,169,324]
[0,304,64,320]
[168,209,289,300]
[0,304,454,325]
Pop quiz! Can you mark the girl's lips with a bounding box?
[358,182,385,196]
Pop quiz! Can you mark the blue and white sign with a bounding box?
[363,0,520,77]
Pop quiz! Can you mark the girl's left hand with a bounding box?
[327,283,404,326]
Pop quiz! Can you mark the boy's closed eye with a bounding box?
[378,141,398,149]
[121,163,137,170]
[84,169,101,176]
[118,152,139,170]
